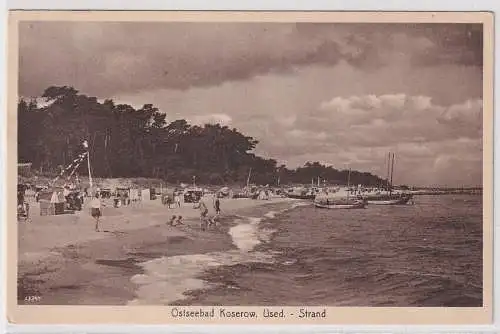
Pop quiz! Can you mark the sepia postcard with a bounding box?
[6,10,493,325]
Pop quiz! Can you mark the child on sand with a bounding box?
[168,215,177,226]
[167,196,174,208]
[176,216,184,226]
[207,215,218,228]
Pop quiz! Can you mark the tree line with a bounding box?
[18,86,386,187]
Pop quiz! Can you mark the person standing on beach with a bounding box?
[214,196,221,216]
[174,192,181,208]
[197,198,209,230]
[90,193,104,232]
[25,201,31,222]
[166,195,173,208]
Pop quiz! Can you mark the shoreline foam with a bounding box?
[128,202,298,305]
[126,199,308,305]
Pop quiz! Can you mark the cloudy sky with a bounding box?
[19,22,483,187]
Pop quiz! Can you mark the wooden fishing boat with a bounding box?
[286,186,316,200]
[287,193,316,200]
[313,168,366,209]
[364,152,414,205]
[314,199,366,209]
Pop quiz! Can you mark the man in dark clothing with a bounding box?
[214,197,221,215]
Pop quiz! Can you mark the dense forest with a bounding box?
[18,86,386,187]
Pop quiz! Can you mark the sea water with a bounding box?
[128,195,482,307]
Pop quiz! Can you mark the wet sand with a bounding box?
[17,196,293,305]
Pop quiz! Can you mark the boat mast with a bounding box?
[385,152,391,191]
[390,153,395,193]
[347,168,351,199]
[246,168,252,188]
[84,140,93,190]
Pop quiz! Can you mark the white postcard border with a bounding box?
[1,1,498,333]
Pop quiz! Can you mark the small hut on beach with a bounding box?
[18,163,32,177]
[141,188,151,201]
[39,188,66,216]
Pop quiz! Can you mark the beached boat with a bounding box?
[286,193,316,200]
[286,186,316,200]
[314,198,366,209]
[313,168,366,209]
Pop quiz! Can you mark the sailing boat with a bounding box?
[283,177,316,200]
[314,168,366,209]
[364,153,413,205]
[233,167,259,199]
[286,186,316,200]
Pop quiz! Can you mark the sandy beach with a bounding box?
[17,195,295,305]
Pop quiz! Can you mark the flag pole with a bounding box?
[87,152,93,189]
[83,141,93,190]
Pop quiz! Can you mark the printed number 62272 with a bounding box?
[24,296,41,303]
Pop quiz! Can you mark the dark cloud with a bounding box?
[19,22,344,97]
[296,22,483,67]
[19,21,482,98]
[406,23,483,66]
